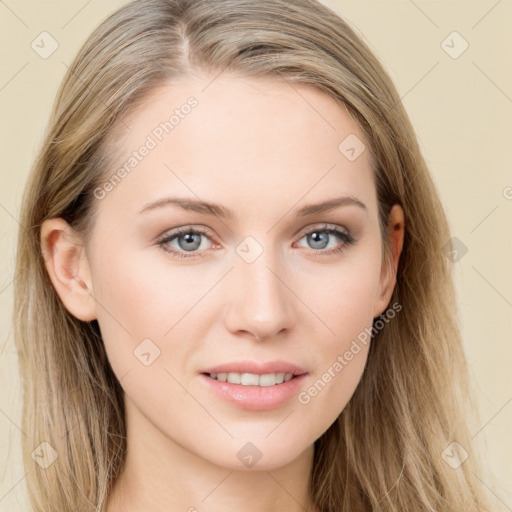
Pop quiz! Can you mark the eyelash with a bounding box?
[156,224,356,259]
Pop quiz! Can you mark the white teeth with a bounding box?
[258,373,277,386]
[208,372,295,386]
[241,373,260,385]
[227,373,241,384]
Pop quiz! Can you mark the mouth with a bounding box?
[201,371,301,387]
[198,371,308,411]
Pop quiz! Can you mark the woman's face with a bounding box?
[46,73,403,470]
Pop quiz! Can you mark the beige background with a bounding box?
[1,0,511,509]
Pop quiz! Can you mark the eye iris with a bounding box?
[308,231,329,250]
[178,232,202,251]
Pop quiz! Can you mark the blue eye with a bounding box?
[295,224,355,255]
[157,227,212,259]
[156,224,355,259]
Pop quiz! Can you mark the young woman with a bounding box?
[13,0,497,510]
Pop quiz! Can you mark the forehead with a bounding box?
[96,73,376,219]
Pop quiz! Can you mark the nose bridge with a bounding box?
[224,237,296,339]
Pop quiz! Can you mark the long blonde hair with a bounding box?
[13,0,498,510]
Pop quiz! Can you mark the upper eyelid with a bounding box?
[295,223,349,238]
[157,225,215,244]
[157,224,350,250]
[159,223,349,240]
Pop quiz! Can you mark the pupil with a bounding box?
[309,232,328,249]
[179,233,201,251]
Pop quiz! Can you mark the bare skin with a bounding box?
[41,72,404,512]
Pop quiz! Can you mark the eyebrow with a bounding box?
[138,195,367,218]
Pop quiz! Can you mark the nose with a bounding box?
[223,250,297,341]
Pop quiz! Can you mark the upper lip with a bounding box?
[201,360,308,376]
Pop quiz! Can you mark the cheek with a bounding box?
[89,243,234,423]
[294,242,382,341]
[89,250,216,448]
[294,279,374,435]
[291,249,380,426]
[94,235,209,318]
[296,340,369,440]
[89,246,207,374]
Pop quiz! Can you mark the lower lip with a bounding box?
[199,373,308,411]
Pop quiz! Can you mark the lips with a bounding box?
[200,359,308,376]
[199,372,308,411]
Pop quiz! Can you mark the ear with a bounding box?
[40,217,97,321]
[372,204,405,318]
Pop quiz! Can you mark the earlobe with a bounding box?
[373,204,405,318]
[40,217,97,322]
